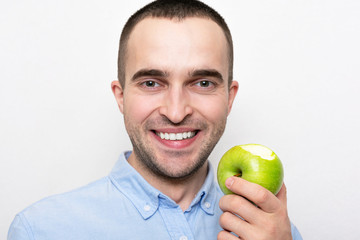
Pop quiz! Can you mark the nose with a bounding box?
[158,86,193,124]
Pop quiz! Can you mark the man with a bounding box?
[8,0,302,239]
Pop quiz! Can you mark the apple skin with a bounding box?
[217,144,284,195]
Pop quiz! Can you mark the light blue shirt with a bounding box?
[8,151,302,240]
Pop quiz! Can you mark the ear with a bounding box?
[111,80,124,114]
[227,80,239,115]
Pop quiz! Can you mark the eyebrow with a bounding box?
[189,69,224,82]
[131,69,169,81]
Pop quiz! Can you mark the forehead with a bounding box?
[125,17,229,80]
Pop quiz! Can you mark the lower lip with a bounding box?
[151,131,199,149]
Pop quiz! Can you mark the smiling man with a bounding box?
[111,16,237,212]
[8,1,302,240]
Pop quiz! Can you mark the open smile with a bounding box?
[155,131,197,140]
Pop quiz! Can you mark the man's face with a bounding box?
[113,17,238,180]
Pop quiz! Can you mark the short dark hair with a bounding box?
[118,0,233,88]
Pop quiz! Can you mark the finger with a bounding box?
[219,194,262,224]
[225,177,281,213]
[217,230,241,240]
[219,211,252,239]
[276,183,287,206]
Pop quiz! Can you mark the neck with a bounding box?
[128,153,209,211]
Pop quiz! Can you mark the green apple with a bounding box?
[217,144,284,195]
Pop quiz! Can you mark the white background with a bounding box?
[1,0,359,239]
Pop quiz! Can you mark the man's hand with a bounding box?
[218,177,292,240]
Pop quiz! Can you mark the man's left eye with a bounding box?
[196,80,213,88]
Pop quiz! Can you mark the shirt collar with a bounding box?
[109,151,160,219]
[109,151,218,219]
[187,162,217,215]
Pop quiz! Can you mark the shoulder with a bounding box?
[21,176,112,214]
[8,176,129,239]
[8,175,138,239]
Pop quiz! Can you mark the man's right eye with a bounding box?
[141,80,159,88]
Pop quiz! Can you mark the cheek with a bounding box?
[123,93,161,124]
[194,95,229,123]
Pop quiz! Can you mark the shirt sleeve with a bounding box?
[291,222,303,240]
[7,214,33,240]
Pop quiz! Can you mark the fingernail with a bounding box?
[225,177,234,188]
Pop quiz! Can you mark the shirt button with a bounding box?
[179,236,188,240]
[204,202,211,208]
[144,205,151,212]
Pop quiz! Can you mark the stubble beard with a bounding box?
[126,116,226,182]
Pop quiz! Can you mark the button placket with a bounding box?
[158,197,195,240]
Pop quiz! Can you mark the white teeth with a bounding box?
[176,133,183,140]
[157,131,196,140]
[183,132,187,139]
[169,133,176,140]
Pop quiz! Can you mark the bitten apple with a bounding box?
[217,144,284,195]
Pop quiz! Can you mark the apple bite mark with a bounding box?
[240,145,275,160]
